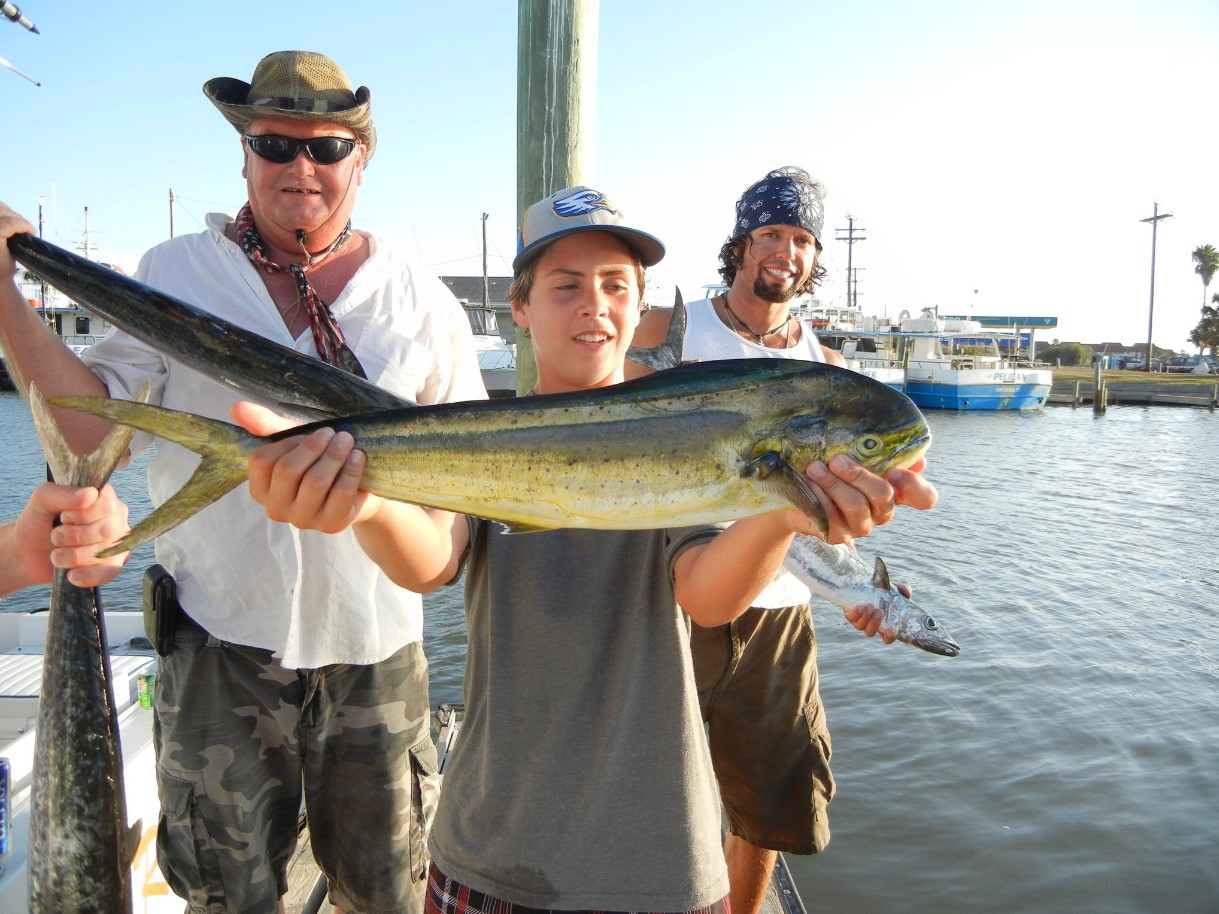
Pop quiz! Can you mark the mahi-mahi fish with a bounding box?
[13,235,951,654]
[53,358,931,557]
[27,384,145,913]
[627,294,958,656]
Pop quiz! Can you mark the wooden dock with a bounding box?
[1048,379,1219,409]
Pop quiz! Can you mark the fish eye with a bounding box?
[925,618,939,630]
[856,435,884,457]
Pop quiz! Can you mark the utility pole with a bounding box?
[481,212,490,310]
[850,267,865,310]
[835,215,866,309]
[169,188,176,238]
[1140,202,1172,373]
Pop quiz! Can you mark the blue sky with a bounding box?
[3,0,1217,350]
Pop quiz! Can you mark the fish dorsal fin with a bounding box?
[871,555,892,591]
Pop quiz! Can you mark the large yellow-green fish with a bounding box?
[54,359,931,557]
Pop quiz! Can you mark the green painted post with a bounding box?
[514,0,598,394]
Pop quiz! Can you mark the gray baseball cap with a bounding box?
[513,186,665,274]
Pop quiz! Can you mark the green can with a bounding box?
[137,672,156,710]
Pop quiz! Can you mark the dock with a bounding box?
[1048,379,1219,409]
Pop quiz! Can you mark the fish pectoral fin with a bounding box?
[746,452,829,539]
[871,555,892,591]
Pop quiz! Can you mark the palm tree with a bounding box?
[1189,297,1219,357]
[1191,245,1219,312]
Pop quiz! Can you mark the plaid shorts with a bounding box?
[155,623,438,914]
[425,864,730,914]
[691,603,834,855]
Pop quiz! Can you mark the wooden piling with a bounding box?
[514,0,598,394]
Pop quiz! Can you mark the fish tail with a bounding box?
[29,383,144,488]
[625,286,686,371]
[49,395,259,555]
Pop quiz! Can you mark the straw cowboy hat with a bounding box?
[203,50,377,162]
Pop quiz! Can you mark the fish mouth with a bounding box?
[915,636,961,657]
[890,430,933,469]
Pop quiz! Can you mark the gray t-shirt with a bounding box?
[428,518,728,910]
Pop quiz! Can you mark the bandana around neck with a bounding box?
[234,202,366,377]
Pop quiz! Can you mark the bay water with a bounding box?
[0,392,1214,912]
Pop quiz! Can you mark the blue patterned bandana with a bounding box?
[732,174,824,242]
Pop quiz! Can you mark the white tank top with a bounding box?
[682,297,826,608]
[682,297,827,364]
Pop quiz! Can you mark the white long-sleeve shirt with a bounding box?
[83,212,487,668]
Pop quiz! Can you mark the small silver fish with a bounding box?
[783,536,959,656]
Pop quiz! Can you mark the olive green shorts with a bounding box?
[154,626,438,914]
[691,603,834,855]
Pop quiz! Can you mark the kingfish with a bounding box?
[54,359,931,556]
[783,537,960,656]
[28,384,144,913]
[8,233,406,419]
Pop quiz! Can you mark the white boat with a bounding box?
[788,297,862,332]
[823,309,1053,410]
[460,301,516,398]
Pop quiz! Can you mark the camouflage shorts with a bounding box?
[154,626,439,914]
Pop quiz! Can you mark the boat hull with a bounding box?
[904,368,1051,410]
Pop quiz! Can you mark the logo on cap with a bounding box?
[553,188,619,218]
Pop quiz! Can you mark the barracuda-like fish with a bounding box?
[8,233,406,419]
[54,359,931,556]
[783,537,959,656]
[28,385,143,913]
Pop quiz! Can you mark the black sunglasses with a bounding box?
[244,134,358,165]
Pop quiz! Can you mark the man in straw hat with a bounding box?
[0,50,484,914]
[628,166,937,914]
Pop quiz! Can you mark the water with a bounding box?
[1,392,1215,913]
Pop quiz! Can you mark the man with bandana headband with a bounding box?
[628,166,937,914]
